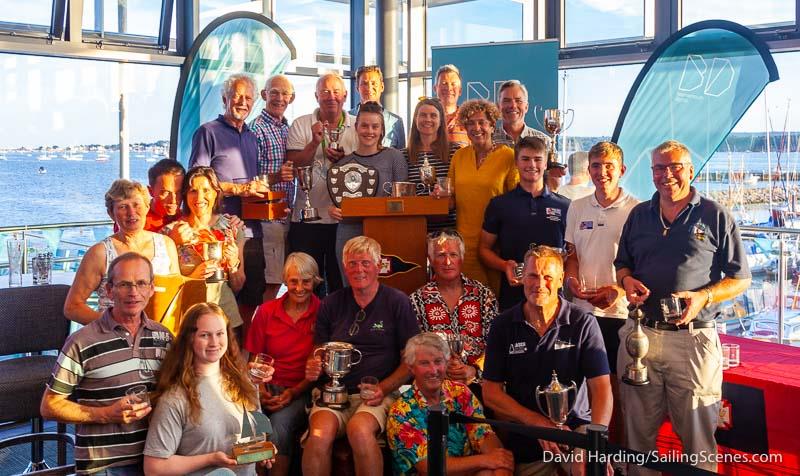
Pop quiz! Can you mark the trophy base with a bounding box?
[300,208,321,223]
[622,367,650,386]
[206,271,226,283]
[316,394,351,410]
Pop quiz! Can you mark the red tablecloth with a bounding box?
[657,335,800,475]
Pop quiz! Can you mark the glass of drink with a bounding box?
[250,353,274,380]
[6,236,24,287]
[126,385,150,407]
[580,274,597,294]
[660,296,683,322]
[360,376,379,401]
[436,177,453,198]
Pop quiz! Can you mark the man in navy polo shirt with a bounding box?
[615,140,751,475]
[479,136,570,311]
[189,73,270,323]
[483,245,612,475]
[303,236,420,476]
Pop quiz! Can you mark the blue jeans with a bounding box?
[92,462,144,475]
[265,391,309,457]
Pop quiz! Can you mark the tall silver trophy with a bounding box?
[296,165,321,222]
[534,107,574,169]
[314,342,363,409]
[536,370,577,429]
[622,304,650,386]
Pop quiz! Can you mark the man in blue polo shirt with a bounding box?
[303,236,420,476]
[189,73,270,324]
[483,245,612,475]
[479,136,570,311]
[615,140,751,475]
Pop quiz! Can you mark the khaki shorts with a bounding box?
[261,221,289,284]
[304,390,397,440]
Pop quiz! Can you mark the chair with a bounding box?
[0,284,75,473]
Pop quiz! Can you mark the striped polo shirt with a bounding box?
[47,309,172,474]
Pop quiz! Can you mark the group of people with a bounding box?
[38,62,751,476]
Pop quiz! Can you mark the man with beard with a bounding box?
[387,332,513,475]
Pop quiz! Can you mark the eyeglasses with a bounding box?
[524,243,572,261]
[348,309,367,337]
[651,163,689,174]
[267,88,293,98]
[112,280,152,292]
[417,96,442,103]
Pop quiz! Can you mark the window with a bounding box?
[0,54,177,225]
[682,0,795,29]
[0,0,53,27]
[199,0,262,31]
[83,0,171,38]
[565,0,653,45]
[427,0,524,68]
[275,0,351,71]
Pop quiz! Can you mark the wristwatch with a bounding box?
[704,288,714,308]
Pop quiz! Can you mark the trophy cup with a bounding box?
[204,241,225,283]
[534,106,574,169]
[535,370,577,429]
[446,334,466,361]
[419,154,437,194]
[622,304,650,386]
[296,166,321,222]
[315,342,363,409]
[324,124,344,151]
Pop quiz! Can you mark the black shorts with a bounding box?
[236,237,266,306]
[596,316,625,374]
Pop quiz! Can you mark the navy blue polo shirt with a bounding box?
[482,185,570,310]
[314,284,420,393]
[188,115,260,236]
[483,299,609,463]
[614,189,751,322]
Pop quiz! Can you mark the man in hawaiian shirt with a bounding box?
[387,332,513,475]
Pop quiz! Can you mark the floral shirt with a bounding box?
[410,274,498,366]
[387,379,493,475]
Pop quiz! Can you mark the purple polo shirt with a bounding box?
[188,115,259,234]
[314,284,420,393]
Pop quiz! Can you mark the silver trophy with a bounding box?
[296,165,321,222]
[314,342,363,409]
[446,334,466,361]
[419,154,437,194]
[534,106,574,169]
[536,370,577,429]
[324,124,344,151]
[622,304,650,386]
[204,241,225,283]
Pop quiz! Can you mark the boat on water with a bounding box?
[95,146,110,162]
[37,166,47,174]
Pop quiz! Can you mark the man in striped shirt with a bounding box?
[41,252,172,475]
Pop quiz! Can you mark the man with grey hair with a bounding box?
[558,150,594,200]
[492,80,549,147]
[410,230,498,387]
[189,73,270,321]
[615,140,751,475]
[252,74,296,302]
[286,72,359,295]
[435,64,468,146]
[41,252,172,474]
[387,332,513,475]
[303,236,419,476]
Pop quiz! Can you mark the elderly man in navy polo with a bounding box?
[483,245,612,476]
[478,136,570,311]
[615,140,751,475]
[189,73,270,320]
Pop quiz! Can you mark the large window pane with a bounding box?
[0,0,52,26]
[275,0,351,71]
[0,54,177,226]
[565,0,651,45]
[682,0,795,29]
[83,0,167,38]
[199,0,262,32]
[427,0,523,68]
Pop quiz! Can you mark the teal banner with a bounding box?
[431,40,559,126]
[612,20,779,200]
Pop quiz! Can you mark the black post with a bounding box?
[427,404,448,476]
[585,424,608,476]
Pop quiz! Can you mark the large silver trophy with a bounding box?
[296,165,321,222]
[622,304,650,385]
[534,107,574,169]
[314,342,363,409]
[535,370,577,429]
[204,242,225,283]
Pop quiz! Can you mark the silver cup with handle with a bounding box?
[314,342,363,409]
[297,165,321,222]
[535,370,577,429]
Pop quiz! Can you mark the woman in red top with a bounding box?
[245,251,321,476]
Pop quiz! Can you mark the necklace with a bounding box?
[659,211,670,236]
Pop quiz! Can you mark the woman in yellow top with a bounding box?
[446,99,518,291]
